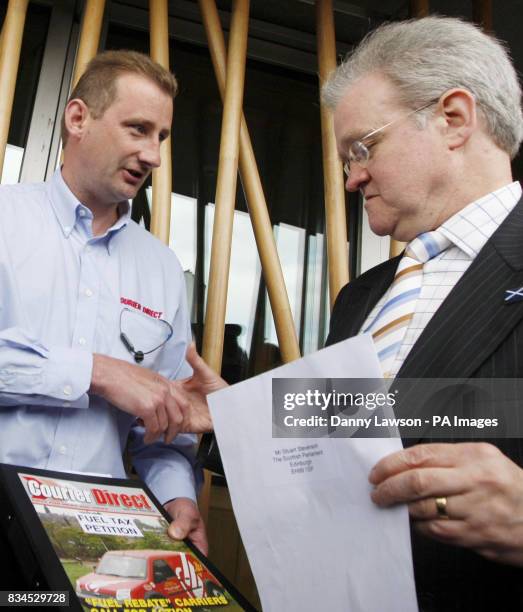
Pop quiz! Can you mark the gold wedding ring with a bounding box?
[435,496,449,519]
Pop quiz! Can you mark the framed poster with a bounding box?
[0,464,256,612]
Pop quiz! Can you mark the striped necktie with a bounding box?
[365,231,452,377]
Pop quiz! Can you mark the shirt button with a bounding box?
[59,445,67,455]
[78,337,86,346]
[63,385,72,396]
[79,209,86,217]
[63,226,71,233]
[84,288,93,297]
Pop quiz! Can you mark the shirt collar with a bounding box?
[438,181,522,259]
[47,169,81,237]
[47,169,132,251]
[106,200,132,255]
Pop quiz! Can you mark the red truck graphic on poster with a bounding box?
[76,549,227,608]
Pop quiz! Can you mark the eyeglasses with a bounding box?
[119,307,173,363]
[342,99,439,177]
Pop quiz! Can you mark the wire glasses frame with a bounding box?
[342,98,439,177]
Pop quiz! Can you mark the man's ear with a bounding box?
[63,98,90,142]
[437,88,477,151]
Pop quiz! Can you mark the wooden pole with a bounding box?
[316,0,349,309]
[71,0,106,89]
[59,0,105,164]
[199,0,300,364]
[409,0,429,17]
[0,0,29,178]
[201,0,250,374]
[389,238,405,258]
[473,0,493,32]
[149,0,172,245]
[198,0,249,523]
[389,239,405,258]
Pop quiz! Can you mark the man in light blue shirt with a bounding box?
[0,51,206,554]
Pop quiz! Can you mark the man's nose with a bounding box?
[139,139,162,169]
[345,163,370,192]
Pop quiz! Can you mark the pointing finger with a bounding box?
[185,342,215,378]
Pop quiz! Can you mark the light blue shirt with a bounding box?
[0,169,199,504]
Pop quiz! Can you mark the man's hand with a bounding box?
[170,343,229,434]
[165,497,208,555]
[90,354,184,444]
[369,442,523,566]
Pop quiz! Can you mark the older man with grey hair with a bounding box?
[164,14,523,610]
[323,15,523,611]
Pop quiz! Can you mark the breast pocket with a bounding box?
[119,307,172,368]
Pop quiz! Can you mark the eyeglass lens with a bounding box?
[343,141,370,176]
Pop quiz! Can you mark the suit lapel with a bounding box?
[398,197,523,379]
[326,255,400,344]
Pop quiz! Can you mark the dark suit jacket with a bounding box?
[326,198,523,611]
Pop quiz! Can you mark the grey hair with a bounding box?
[322,16,523,159]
